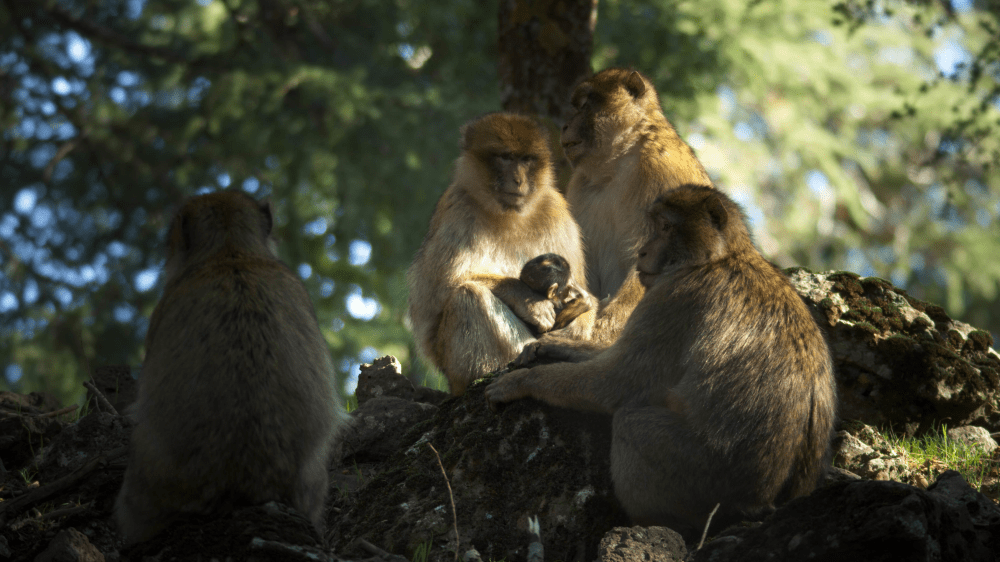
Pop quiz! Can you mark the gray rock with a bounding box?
[356,355,449,406]
[946,425,998,453]
[787,269,1000,433]
[34,528,105,562]
[344,396,437,461]
[597,526,687,562]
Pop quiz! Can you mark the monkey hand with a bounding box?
[513,336,591,367]
[514,297,557,333]
[485,369,531,408]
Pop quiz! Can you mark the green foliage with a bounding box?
[1,0,999,406]
[596,0,1000,331]
[887,424,997,496]
[411,539,432,562]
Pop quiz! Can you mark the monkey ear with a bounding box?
[624,71,647,98]
[705,195,729,231]
[258,198,274,236]
[458,121,475,151]
[546,283,559,300]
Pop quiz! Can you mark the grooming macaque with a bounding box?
[407,112,596,396]
[561,68,713,344]
[116,191,348,545]
[488,185,837,535]
[519,253,592,332]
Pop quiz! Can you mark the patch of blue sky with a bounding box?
[346,284,380,320]
[135,269,159,292]
[5,364,23,385]
[298,263,313,280]
[349,239,372,266]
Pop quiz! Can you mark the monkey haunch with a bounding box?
[561,68,713,345]
[116,191,348,545]
[519,253,592,332]
[407,113,595,396]
[487,185,837,534]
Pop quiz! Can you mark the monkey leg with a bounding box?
[610,406,772,536]
[438,282,535,395]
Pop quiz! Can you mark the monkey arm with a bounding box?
[485,353,627,414]
[470,273,557,333]
[513,332,607,367]
[591,271,646,345]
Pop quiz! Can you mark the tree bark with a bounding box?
[497,0,596,124]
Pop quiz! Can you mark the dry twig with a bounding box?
[83,380,120,417]
[428,442,460,562]
[0,405,78,419]
[697,503,721,550]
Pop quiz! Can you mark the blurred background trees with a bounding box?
[1,0,998,405]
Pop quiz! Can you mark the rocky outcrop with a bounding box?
[788,269,1000,434]
[1,271,998,561]
[694,471,1000,562]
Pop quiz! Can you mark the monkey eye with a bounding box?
[497,153,514,162]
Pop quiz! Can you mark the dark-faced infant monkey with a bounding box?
[560,68,714,346]
[519,253,592,332]
[115,191,349,545]
[407,112,597,396]
[487,184,837,536]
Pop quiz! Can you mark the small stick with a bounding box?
[82,380,119,417]
[40,503,92,520]
[37,405,80,418]
[697,503,721,550]
[428,442,460,562]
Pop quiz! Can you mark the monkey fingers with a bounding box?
[518,298,557,333]
[484,370,532,407]
[514,336,599,368]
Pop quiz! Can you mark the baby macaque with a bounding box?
[519,253,592,332]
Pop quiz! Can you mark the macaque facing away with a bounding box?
[116,191,348,544]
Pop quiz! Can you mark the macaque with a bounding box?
[487,184,837,535]
[116,191,348,544]
[519,253,592,332]
[407,112,597,396]
[561,68,714,345]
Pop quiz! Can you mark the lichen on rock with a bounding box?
[786,269,1000,434]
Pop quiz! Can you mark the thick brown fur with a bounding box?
[519,253,592,332]
[115,191,348,545]
[487,185,837,536]
[407,113,596,396]
[561,68,713,345]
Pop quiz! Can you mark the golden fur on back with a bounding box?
[560,68,713,343]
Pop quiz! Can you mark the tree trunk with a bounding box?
[497,0,596,124]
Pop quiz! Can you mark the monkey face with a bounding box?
[562,69,658,166]
[491,152,540,209]
[460,113,554,212]
[520,253,572,297]
[638,185,746,287]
